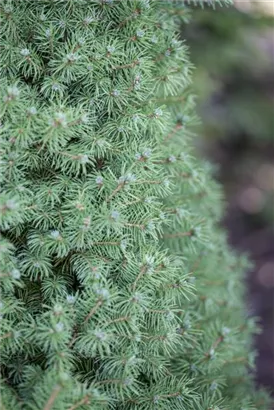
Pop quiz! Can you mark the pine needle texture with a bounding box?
[0,1,271,410]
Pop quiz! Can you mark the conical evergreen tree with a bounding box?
[0,1,272,409]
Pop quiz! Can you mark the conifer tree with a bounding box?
[0,1,272,409]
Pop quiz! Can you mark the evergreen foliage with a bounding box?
[0,1,271,409]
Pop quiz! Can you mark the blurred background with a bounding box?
[182,0,274,397]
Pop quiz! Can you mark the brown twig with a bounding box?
[132,265,147,291]
[43,385,62,410]
[163,231,192,239]
[84,300,103,323]
[106,183,124,202]
[164,124,182,142]
[68,395,90,410]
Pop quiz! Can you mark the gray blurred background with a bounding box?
[182,0,274,397]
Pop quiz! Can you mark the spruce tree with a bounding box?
[0,1,272,409]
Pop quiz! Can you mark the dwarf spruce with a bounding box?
[0,1,271,409]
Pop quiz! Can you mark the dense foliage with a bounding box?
[0,1,271,409]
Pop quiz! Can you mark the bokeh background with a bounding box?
[182,0,274,397]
